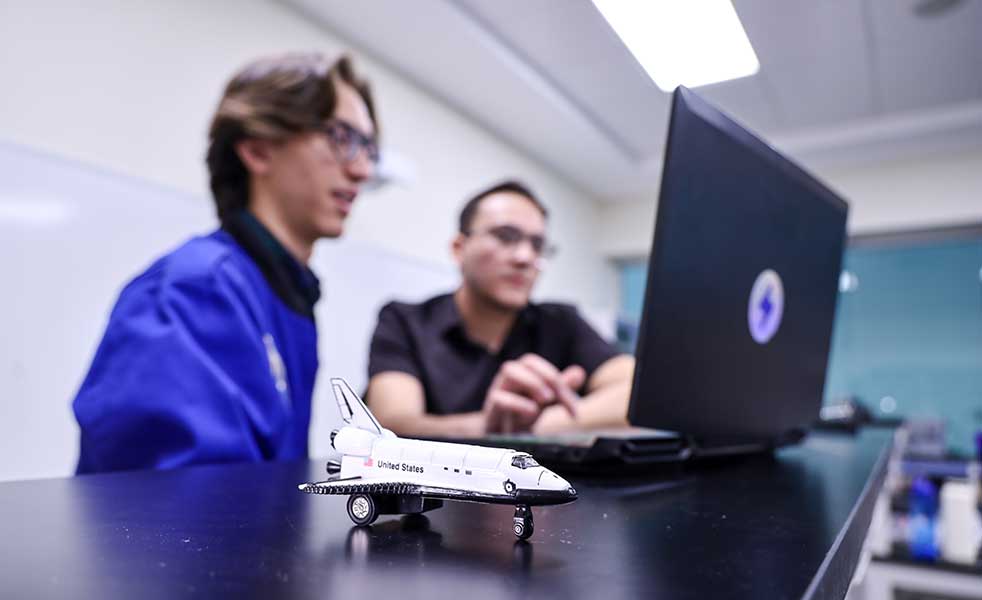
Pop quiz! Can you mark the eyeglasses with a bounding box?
[465,224,558,259]
[319,120,380,165]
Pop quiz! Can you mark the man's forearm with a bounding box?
[532,355,636,434]
[368,371,488,439]
[532,380,631,434]
[378,411,486,439]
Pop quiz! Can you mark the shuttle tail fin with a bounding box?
[330,378,384,436]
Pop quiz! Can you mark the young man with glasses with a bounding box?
[365,181,635,437]
[73,53,378,473]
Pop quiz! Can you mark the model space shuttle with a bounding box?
[299,378,577,540]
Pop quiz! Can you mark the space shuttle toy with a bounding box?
[299,378,577,540]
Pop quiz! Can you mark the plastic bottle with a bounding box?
[908,476,939,561]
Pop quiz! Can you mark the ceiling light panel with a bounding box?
[593,0,760,91]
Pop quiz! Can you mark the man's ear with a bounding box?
[451,233,466,266]
[234,138,274,176]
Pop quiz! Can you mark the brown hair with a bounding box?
[458,180,548,234]
[206,52,377,221]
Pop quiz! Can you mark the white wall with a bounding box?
[597,193,659,259]
[0,0,614,309]
[596,147,982,258]
[0,0,617,480]
[814,148,982,234]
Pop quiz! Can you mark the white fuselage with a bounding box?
[334,427,574,503]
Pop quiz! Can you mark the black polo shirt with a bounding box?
[367,293,620,415]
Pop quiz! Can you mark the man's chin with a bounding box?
[492,291,531,312]
[315,220,345,240]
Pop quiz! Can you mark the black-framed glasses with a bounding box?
[466,224,558,259]
[320,120,379,164]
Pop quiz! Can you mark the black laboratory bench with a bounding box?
[0,429,892,600]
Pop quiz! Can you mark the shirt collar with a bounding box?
[434,293,537,349]
[222,210,321,318]
[432,293,465,338]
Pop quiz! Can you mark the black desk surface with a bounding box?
[1,429,891,600]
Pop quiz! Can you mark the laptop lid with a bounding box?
[628,87,848,446]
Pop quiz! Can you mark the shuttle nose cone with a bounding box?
[567,486,577,498]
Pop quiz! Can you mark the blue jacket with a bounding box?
[74,217,318,473]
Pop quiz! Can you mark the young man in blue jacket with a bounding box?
[73,53,378,473]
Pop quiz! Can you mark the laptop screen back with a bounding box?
[628,87,848,446]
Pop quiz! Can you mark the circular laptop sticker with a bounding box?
[747,269,784,344]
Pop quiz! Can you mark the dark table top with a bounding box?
[0,429,892,600]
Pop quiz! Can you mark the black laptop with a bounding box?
[462,86,848,472]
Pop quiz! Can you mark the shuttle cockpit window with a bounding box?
[511,455,539,469]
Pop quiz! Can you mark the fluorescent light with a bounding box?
[593,0,760,92]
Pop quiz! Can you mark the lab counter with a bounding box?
[0,429,892,599]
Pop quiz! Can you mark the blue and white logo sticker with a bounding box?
[747,269,784,344]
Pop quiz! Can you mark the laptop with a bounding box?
[459,86,848,472]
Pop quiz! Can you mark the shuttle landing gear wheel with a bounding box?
[347,494,379,526]
[512,505,534,540]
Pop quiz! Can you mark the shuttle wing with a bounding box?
[298,476,571,506]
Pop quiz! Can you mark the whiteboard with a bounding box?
[0,141,456,481]
[309,239,457,457]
